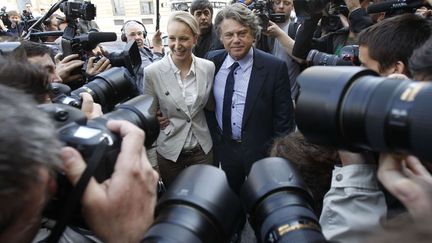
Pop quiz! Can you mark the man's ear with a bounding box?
[394,61,406,75]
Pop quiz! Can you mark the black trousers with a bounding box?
[157,145,213,189]
[215,138,248,195]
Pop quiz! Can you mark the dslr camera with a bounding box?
[293,0,348,18]
[60,0,96,21]
[41,94,160,228]
[248,0,286,30]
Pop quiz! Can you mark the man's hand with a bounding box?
[86,56,111,77]
[157,110,169,130]
[378,154,432,220]
[344,0,361,12]
[416,6,432,17]
[152,30,164,54]
[80,92,103,119]
[61,120,159,242]
[55,53,84,83]
[264,21,284,38]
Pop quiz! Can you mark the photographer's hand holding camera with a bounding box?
[55,53,85,82]
[55,48,112,84]
[0,85,158,243]
[86,56,111,77]
[61,120,159,242]
[378,154,432,220]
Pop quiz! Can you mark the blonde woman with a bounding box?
[144,11,215,187]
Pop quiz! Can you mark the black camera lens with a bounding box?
[70,66,134,111]
[241,157,327,243]
[306,50,340,66]
[143,165,244,243]
[100,95,160,148]
[107,41,142,75]
[296,66,432,161]
[306,46,359,67]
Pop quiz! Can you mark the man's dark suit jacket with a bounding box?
[206,47,295,172]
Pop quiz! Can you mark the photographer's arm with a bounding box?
[266,21,303,63]
[345,0,374,34]
[378,154,432,220]
[54,53,85,83]
[320,151,386,243]
[61,120,159,243]
[292,14,322,60]
[151,30,164,57]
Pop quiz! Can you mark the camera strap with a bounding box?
[46,142,109,243]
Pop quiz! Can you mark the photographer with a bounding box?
[0,84,159,243]
[292,0,375,60]
[13,41,111,86]
[121,20,164,94]
[22,2,35,21]
[0,56,102,120]
[11,41,64,83]
[357,13,432,77]
[6,10,24,38]
[257,0,302,100]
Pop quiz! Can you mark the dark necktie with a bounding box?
[222,62,239,140]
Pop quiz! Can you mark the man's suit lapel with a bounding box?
[210,50,227,76]
[242,48,266,128]
[158,56,190,115]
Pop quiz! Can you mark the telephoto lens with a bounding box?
[241,157,327,243]
[70,66,135,111]
[296,66,432,161]
[143,165,244,243]
[306,45,359,67]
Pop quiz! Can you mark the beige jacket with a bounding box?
[144,54,215,161]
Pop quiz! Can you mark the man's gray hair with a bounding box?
[0,84,62,230]
[214,3,262,39]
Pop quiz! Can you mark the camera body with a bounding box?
[60,1,96,21]
[248,0,286,30]
[42,95,160,226]
[306,45,360,66]
[293,0,347,18]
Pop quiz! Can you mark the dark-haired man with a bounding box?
[358,13,431,77]
[190,0,223,58]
